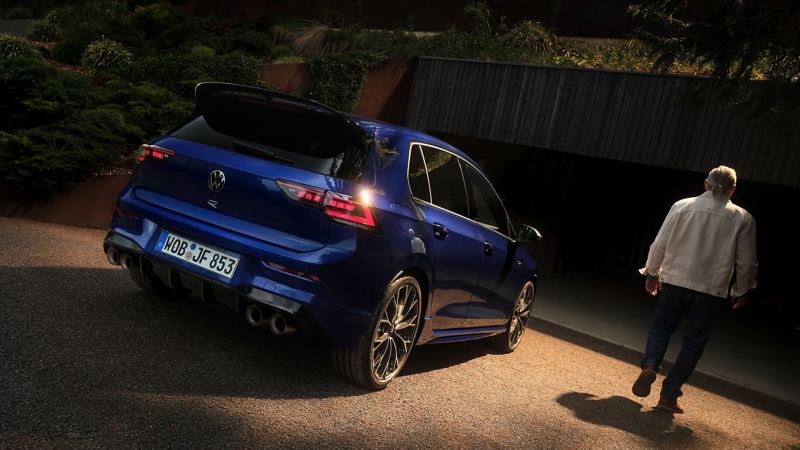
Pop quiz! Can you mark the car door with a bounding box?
[410,144,483,329]
[459,160,518,328]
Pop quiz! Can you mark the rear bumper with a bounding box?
[106,200,398,347]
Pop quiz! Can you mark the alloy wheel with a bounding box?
[371,282,421,382]
[508,282,534,348]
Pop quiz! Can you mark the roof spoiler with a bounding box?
[194,82,364,132]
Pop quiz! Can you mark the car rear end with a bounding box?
[104,83,397,346]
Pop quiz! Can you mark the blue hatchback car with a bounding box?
[104,82,542,389]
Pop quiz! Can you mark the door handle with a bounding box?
[483,241,493,256]
[432,222,449,239]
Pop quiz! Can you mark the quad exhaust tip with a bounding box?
[245,304,296,336]
[106,248,120,266]
[269,312,296,336]
[119,253,133,270]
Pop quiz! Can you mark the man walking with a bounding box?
[633,166,758,414]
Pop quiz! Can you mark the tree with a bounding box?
[632,0,800,133]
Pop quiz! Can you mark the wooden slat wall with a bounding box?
[405,57,800,187]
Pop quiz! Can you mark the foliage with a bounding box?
[24,21,61,42]
[81,37,133,74]
[221,29,273,56]
[503,21,557,55]
[0,108,140,195]
[201,52,264,86]
[632,0,800,130]
[0,34,38,59]
[306,52,386,112]
[51,23,106,65]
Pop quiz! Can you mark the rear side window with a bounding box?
[420,145,468,217]
[408,145,431,202]
[462,162,510,236]
[172,88,371,182]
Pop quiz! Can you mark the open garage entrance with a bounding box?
[436,132,798,334]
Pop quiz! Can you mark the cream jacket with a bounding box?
[640,191,757,298]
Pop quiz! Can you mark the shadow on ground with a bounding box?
[534,318,800,423]
[556,392,696,446]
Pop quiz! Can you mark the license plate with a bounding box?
[155,231,239,278]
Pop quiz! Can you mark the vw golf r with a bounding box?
[104,82,542,389]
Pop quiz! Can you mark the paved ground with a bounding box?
[534,273,800,405]
[1,218,798,449]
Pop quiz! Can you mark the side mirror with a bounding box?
[515,224,542,244]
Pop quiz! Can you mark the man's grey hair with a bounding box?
[706,165,737,195]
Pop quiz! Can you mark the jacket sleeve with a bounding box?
[731,215,758,297]
[639,203,679,277]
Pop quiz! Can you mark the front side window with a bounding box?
[421,146,469,217]
[462,162,509,236]
[407,145,431,202]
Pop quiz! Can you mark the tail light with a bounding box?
[136,144,174,163]
[277,180,378,230]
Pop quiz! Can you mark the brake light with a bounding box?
[136,144,174,163]
[276,180,324,207]
[323,192,375,227]
[276,179,377,230]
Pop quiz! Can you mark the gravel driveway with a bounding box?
[1,218,798,449]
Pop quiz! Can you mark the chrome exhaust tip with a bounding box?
[119,253,133,270]
[106,247,120,266]
[269,312,296,336]
[245,304,265,327]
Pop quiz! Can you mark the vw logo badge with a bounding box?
[208,170,225,192]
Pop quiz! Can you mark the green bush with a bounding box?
[81,37,133,74]
[119,53,206,97]
[189,44,215,58]
[51,24,106,65]
[0,34,39,59]
[202,52,263,86]
[222,29,273,55]
[24,21,62,42]
[0,107,141,195]
[306,52,386,111]
[503,21,557,55]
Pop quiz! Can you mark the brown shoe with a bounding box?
[655,396,684,414]
[631,366,658,397]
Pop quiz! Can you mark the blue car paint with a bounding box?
[107,110,538,349]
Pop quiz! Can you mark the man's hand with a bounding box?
[731,294,748,309]
[645,275,661,296]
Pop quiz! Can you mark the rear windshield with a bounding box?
[172,88,372,182]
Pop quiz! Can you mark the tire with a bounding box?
[331,276,423,390]
[129,263,186,301]
[490,280,535,353]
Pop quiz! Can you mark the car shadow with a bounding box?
[0,265,495,405]
[555,392,698,446]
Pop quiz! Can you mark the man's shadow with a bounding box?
[556,392,697,446]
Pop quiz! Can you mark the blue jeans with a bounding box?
[641,283,728,399]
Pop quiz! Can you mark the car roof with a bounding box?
[345,114,481,169]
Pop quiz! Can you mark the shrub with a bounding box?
[306,52,386,111]
[202,52,263,86]
[0,107,141,195]
[222,29,273,55]
[24,21,61,42]
[0,34,39,59]
[0,57,100,131]
[51,24,105,65]
[504,21,557,55]
[189,44,215,58]
[118,53,206,97]
[81,37,133,74]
